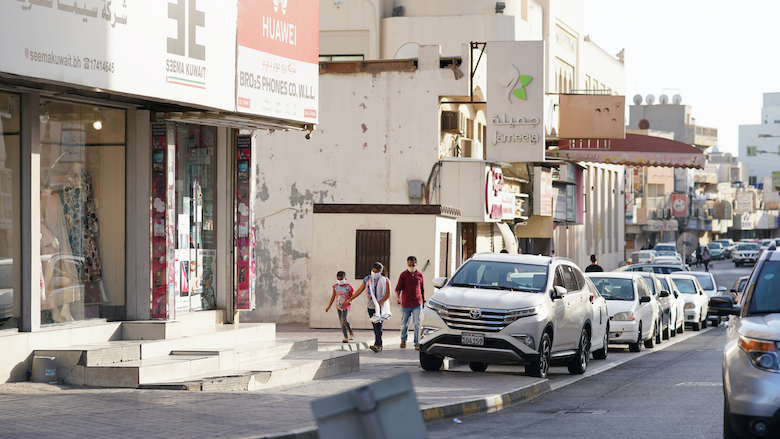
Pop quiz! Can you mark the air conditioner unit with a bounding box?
[665,209,672,219]
[440,111,461,134]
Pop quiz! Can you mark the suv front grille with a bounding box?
[440,306,512,332]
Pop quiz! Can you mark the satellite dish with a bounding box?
[638,119,650,129]
[645,94,655,105]
[673,94,682,105]
[659,94,669,105]
[633,94,643,105]
[711,146,720,153]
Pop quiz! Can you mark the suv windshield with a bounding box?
[672,277,697,294]
[748,261,780,314]
[738,243,760,251]
[590,278,634,301]
[707,243,722,249]
[449,260,548,292]
[690,273,714,290]
[655,244,675,252]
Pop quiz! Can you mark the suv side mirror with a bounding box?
[551,285,566,300]
[432,277,447,288]
[660,290,670,297]
[709,296,741,316]
[639,296,651,303]
[717,286,727,292]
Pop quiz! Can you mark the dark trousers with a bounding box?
[337,309,352,338]
[367,308,383,346]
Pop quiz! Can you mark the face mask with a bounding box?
[371,272,381,280]
[337,279,346,285]
[407,267,416,273]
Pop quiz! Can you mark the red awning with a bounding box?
[550,134,705,169]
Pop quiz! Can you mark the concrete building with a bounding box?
[738,92,780,187]
[628,94,718,151]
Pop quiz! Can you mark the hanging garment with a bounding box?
[41,190,83,309]
[62,167,103,284]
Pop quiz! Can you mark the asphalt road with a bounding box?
[427,262,752,439]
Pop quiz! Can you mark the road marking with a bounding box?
[549,326,716,391]
[675,382,721,386]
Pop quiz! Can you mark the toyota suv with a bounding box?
[710,243,780,438]
[418,253,594,379]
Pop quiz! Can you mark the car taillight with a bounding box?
[589,293,594,303]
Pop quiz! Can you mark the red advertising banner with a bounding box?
[150,123,171,319]
[671,194,688,217]
[237,0,319,63]
[235,136,256,310]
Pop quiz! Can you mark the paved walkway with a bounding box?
[0,325,546,439]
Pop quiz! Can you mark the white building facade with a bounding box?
[739,92,780,187]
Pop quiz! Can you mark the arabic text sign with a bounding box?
[486,41,545,163]
[1,0,237,110]
[236,0,319,124]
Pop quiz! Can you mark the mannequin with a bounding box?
[41,188,80,322]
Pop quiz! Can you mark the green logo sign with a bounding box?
[498,64,533,103]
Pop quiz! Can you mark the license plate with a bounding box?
[461,332,485,346]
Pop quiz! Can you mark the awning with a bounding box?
[550,134,705,169]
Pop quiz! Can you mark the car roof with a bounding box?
[585,272,641,280]
[469,252,555,266]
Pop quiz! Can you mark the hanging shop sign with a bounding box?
[558,94,626,139]
[235,136,256,310]
[486,41,545,163]
[671,194,688,217]
[485,165,505,220]
[236,0,319,123]
[533,166,553,216]
[150,123,175,319]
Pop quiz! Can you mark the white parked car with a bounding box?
[631,250,657,264]
[586,273,659,352]
[677,271,727,325]
[583,277,610,360]
[419,253,595,378]
[668,274,709,331]
[656,274,685,336]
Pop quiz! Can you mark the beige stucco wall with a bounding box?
[309,213,456,330]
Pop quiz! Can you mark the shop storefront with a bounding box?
[0,1,319,381]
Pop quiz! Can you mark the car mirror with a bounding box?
[718,286,727,292]
[639,296,651,303]
[660,290,670,297]
[709,296,741,316]
[551,285,567,300]
[432,277,447,288]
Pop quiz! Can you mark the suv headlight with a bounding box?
[505,305,540,322]
[612,311,635,321]
[426,299,449,317]
[739,335,780,373]
[420,326,440,338]
[684,302,695,309]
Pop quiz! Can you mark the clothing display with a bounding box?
[40,189,82,309]
[62,165,103,285]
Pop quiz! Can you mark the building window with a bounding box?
[747,146,757,157]
[775,120,780,124]
[749,176,757,186]
[0,91,20,330]
[355,230,390,279]
[318,55,364,62]
[39,99,126,324]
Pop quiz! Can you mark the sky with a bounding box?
[583,0,780,157]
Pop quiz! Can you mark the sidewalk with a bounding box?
[0,324,548,439]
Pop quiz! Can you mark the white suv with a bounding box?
[418,253,595,378]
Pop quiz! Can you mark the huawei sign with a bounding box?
[238,0,318,63]
[273,0,287,14]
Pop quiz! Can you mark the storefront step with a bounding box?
[137,350,360,391]
[121,314,267,341]
[134,323,277,359]
[36,343,142,368]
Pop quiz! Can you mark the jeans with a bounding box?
[337,308,352,338]
[367,308,382,346]
[400,305,422,344]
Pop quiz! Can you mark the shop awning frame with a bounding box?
[551,134,705,169]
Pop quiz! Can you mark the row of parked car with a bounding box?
[416,252,736,378]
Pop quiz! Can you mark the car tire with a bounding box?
[645,322,657,348]
[419,351,444,371]
[468,361,488,372]
[724,399,738,439]
[735,261,740,267]
[593,327,609,360]
[663,321,671,340]
[692,320,701,331]
[701,314,708,329]
[567,328,590,375]
[677,322,684,334]
[526,332,551,379]
[629,324,643,352]
[655,321,663,344]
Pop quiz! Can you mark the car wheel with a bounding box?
[567,328,590,374]
[663,321,671,340]
[468,361,488,372]
[526,332,551,379]
[735,261,740,267]
[593,327,609,360]
[629,324,643,352]
[645,322,657,348]
[701,313,708,329]
[724,399,738,439]
[692,319,701,331]
[655,321,663,344]
[677,321,684,334]
[419,351,444,371]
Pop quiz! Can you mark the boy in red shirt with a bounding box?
[396,256,425,349]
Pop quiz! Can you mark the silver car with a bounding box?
[710,244,780,438]
[419,253,595,379]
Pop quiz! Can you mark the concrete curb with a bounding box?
[420,378,550,423]
[253,378,550,438]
